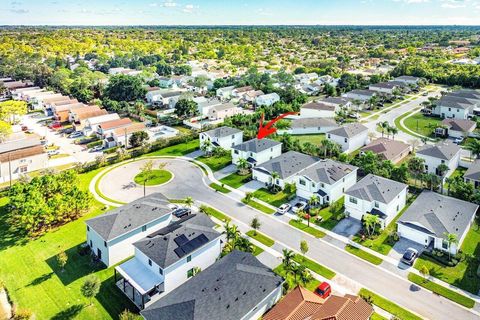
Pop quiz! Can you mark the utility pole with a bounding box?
[124,127,128,149]
[8,153,12,188]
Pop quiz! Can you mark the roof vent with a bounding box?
[226,304,230,309]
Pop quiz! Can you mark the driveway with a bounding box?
[332,218,362,238]
[213,164,237,180]
[238,180,264,193]
[389,238,426,266]
[95,158,479,320]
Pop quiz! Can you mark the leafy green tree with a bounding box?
[250,217,261,236]
[174,99,199,119]
[129,131,149,148]
[139,160,154,196]
[300,240,309,260]
[119,310,137,320]
[56,251,68,272]
[184,196,194,208]
[70,77,94,103]
[105,74,147,102]
[419,265,430,282]
[156,62,172,76]
[81,275,101,306]
[407,157,425,187]
[363,213,380,237]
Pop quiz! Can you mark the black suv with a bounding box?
[173,208,191,218]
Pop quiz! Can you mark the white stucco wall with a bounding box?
[200,132,243,151]
[434,105,470,119]
[232,144,282,166]
[295,169,357,203]
[418,152,459,179]
[241,285,283,320]
[0,153,48,183]
[327,131,368,153]
[300,108,336,118]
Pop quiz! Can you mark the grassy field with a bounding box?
[197,154,232,172]
[292,134,326,145]
[145,139,199,156]
[359,289,422,320]
[133,169,172,186]
[273,264,320,292]
[252,188,292,207]
[0,169,137,320]
[413,222,480,294]
[242,199,276,214]
[246,231,275,247]
[370,313,388,320]
[345,245,383,265]
[408,273,475,308]
[292,254,336,280]
[209,182,230,193]
[289,220,326,238]
[220,173,251,188]
[403,113,442,138]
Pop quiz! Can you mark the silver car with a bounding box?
[277,203,291,214]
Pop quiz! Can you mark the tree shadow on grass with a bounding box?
[51,304,84,320]
[26,272,54,287]
[0,199,29,251]
[97,274,139,319]
[46,245,104,286]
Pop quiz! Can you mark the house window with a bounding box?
[159,268,163,275]
[19,166,28,173]
[320,183,325,188]
[374,201,379,208]
[142,225,147,232]
[187,255,192,262]
[187,268,194,278]
[87,226,90,232]
[299,179,306,186]
[327,134,331,139]
[448,108,451,111]
[344,138,348,143]
[148,259,152,266]
[349,197,357,204]
[103,241,107,247]
[442,240,449,250]
[232,135,235,139]
[441,160,445,164]
[396,205,399,211]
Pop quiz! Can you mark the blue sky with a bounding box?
[1,0,480,25]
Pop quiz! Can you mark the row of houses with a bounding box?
[431,89,480,120]
[215,85,281,107]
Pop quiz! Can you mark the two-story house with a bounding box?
[464,159,480,188]
[345,174,408,228]
[85,193,175,267]
[368,82,400,95]
[255,93,280,107]
[78,113,120,136]
[199,126,243,152]
[326,123,369,153]
[416,141,460,180]
[231,138,282,167]
[252,151,319,189]
[394,76,420,86]
[300,102,337,118]
[279,118,338,135]
[115,212,222,309]
[69,105,107,124]
[433,90,480,119]
[216,85,235,101]
[96,118,133,139]
[295,159,358,205]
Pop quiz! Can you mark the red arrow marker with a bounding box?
[257,111,298,139]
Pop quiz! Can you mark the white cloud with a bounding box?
[163,0,177,7]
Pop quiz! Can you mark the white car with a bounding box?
[68,132,83,139]
[47,149,60,156]
[90,145,104,152]
[292,201,307,213]
[277,203,291,214]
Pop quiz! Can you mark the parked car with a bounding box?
[21,125,28,131]
[292,201,307,213]
[90,145,104,152]
[48,121,62,129]
[173,208,191,218]
[47,149,60,156]
[422,92,428,96]
[69,131,83,139]
[453,137,464,145]
[314,282,331,299]
[277,203,291,214]
[401,248,418,266]
[62,127,75,134]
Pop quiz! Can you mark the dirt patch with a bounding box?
[0,289,12,320]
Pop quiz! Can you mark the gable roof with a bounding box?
[98,118,133,131]
[417,141,460,161]
[345,89,376,97]
[395,76,419,82]
[440,118,476,132]
[311,294,373,320]
[464,159,480,182]
[370,82,399,89]
[114,122,146,136]
[253,151,319,179]
[327,123,368,138]
[232,138,281,153]
[263,286,325,320]
[302,102,336,112]
[449,89,480,101]
[203,126,242,139]
[85,113,120,126]
[361,138,410,162]
[141,250,283,320]
[290,118,338,130]
[85,193,173,241]
[398,191,478,238]
[345,174,407,204]
[134,213,220,268]
[298,159,357,185]
[437,96,477,110]
[320,97,350,106]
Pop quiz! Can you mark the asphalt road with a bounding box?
[98,158,479,320]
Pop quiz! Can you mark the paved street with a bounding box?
[96,158,479,320]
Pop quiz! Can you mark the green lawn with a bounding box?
[242,199,276,214]
[403,113,442,138]
[201,206,231,223]
[289,220,326,238]
[252,188,293,207]
[313,197,344,230]
[209,183,230,193]
[133,169,172,186]
[246,231,275,247]
[197,154,232,172]
[345,245,383,265]
[292,134,326,145]
[359,289,422,320]
[0,170,137,320]
[220,173,251,188]
[408,273,475,308]
[292,254,336,280]
[413,222,480,294]
[273,264,320,292]
[145,139,199,156]
[370,313,388,320]
[252,244,264,256]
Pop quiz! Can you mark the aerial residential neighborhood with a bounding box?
[2,2,480,320]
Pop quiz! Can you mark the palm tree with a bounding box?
[270,171,281,192]
[363,213,380,237]
[237,158,249,175]
[224,222,240,243]
[407,157,425,187]
[378,121,389,138]
[419,265,429,282]
[436,163,449,194]
[443,233,458,260]
[308,194,320,208]
[244,192,253,202]
[282,249,295,269]
[199,204,210,216]
[298,266,313,286]
[389,127,398,140]
[250,217,261,236]
[466,139,480,159]
[184,196,194,208]
[201,139,213,156]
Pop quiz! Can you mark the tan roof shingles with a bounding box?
[361,138,410,162]
[114,123,146,136]
[263,286,324,320]
[98,118,132,131]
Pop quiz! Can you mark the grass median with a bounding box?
[209,182,230,193]
[345,245,383,265]
[359,288,422,320]
[246,230,275,247]
[242,198,276,214]
[289,220,325,238]
[292,254,336,279]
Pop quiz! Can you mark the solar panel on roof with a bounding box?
[174,234,209,258]
[174,234,188,246]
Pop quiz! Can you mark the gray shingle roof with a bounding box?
[395,76,419,82]
[440,118,476,132]
[86,193,172,241]
[449,90,480,101]
[464,159,480,182]
[370,82,398,89]
[134,213,220,268]
[203,126,241,138]
[437,96,477,110]
[327,123,368,138]
[141,250,283,320]
[298,159,357,185]
[321,97,350,106]
[0,137,41,154]
[253,151,319,179]
[417,141,460,161]
[346,89,376,97]
[232,138,281,153]
[290,118,338,130]
[345,174,407,204]
[302,102,336,111]
[398,191,478,238]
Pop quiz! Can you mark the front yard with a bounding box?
[220,172,251,188]
[292,134,326,145]
[197,153,232,172]
[273,264,320,292]
[403,113,442,138]
[311,197,345,231]
[413,222,480,294]
[252,188,293,208]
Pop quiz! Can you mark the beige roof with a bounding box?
[263,286,325,320]
[441,118,476,133]
[51,99,79,107]
[302,102,336,111]
[72,106,107,120]
[42,95,70,104]
[98,118,132,131]
[114,122,146,136]
[361,138,410,162]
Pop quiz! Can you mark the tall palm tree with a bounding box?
[299,266,313,286]
[389,127,398,140]
[309,194,320,208]
[407,157,425,187]
[184,196,194,208]
[443,233,458,260]
[437,163,449,194]
[282,249,295,269]
[237,158,249,175]
[270,171,281,192]
[377,121,389,138]
[363,213,380,237]
[466,139,480,159]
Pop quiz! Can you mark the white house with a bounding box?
[199,126,243,152]
[416,141,460,180]
[216,86,235,101]
[255,93,280,107]
[115,212,222,309]
[368,82,400,95]
[252,151,319,189]
[96,118,133,138]
[231,138,282,167]
[397,191,478,254]
[104,123,147,149]
[432,90,480,119]
[464,159,480,188]
[140,250,284,320]
[321,97,352,110]
[326,123,369,153]
[345,174,408,228]
[436,118,477,139]
[146,90,183,108]
[279,118,338,135]
[394,76,420,85]
[81,113,120,136]
[85,193,175,267]
[342,89,377,102]
[300,102,337,118]
[232,86,254,98]
[295,159,358,205]
[207,103,245,121]
[294,73,319,85]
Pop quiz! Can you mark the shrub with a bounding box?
[86,140,103,148]
[104,146,119,154]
